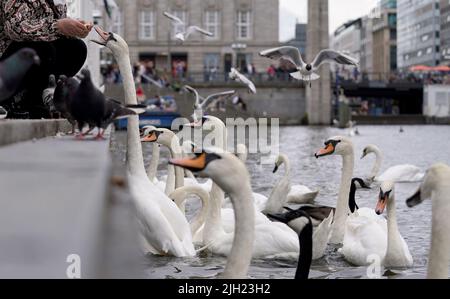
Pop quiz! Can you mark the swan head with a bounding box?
[169,149,250,195]
[267,208,312,233]
[141,127,180,152]
[91,26,129,56]
[273,154,287,173]
[406,163,450,208]
[140,126,162,142]
[361,144,380,159]
[315,136,353,158]
[376,181,395,215]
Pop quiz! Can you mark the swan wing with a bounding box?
[377,164,423,182]
[129,173,196,257]
[252,223,299,259]
[312,211,333,259]
[287,185,319,204]
[340,211,387,266]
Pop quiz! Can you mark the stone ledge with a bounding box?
[0,120,72,147]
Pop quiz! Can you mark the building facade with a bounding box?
[440,0,450,62]
[397,0,441,69]
[372,1,397,74]
[286,23,307,55]
[103,0,279,75]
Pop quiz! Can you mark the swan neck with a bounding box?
[116,49,146,176]
[222,183,255,279]
[165,164,176,195]
[330,152,354,244]
[295,221,313,280]
[386,193,403,255]
[203,183,226,243]
[428,187,450,279]
[147,144,160,181]
[370,148,383,180]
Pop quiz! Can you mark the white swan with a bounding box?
[170,149,255,278]
[273,154,319,205]
[92,27,195,257]
[406,163,450,279]
[340,178,388,266]
[315,136,355,244]
[169,185,210,244]
[361,144,424,184]
[375,181,413,267]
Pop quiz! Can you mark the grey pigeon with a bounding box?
[70,69,106,139]
[53,75,79,133]
[0,48,40,103]
[42,74,57,112]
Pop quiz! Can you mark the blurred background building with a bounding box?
[101,0,280,78]
[440,0,450,63]
[286,23,307,54]
[397,0,441,69]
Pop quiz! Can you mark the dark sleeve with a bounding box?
[2,1,66,42]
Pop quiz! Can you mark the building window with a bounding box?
[111,10,123,36]
[426,47,432,54]
[171,10,187,34]
[140,11,155,40]
[236,11,252,40]
[205,11,220,39]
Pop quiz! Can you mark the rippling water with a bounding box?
[113,125,450,279]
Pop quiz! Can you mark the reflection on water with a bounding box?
[113,125,450,279]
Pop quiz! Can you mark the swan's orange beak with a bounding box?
[141,131,158,142]
[169,153,207,171]
[315,143,335,158]
[376,195,388,215]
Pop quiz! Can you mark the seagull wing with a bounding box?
[185,26,214,39]
[184,85,201,108]
[163,12,185,25]
[141,74,163,89]
[200,90,236,110]
[259,46,305,68]
[231,69,257,94]
[312,49,359,69]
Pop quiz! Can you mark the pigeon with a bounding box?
[163,12,213,42]
[0,48,40,103]
[0,106,7,119]
[229,68,257,94]
[184,85,235,122]
[42,75,57,113]
[70,69,107,139]
[259,46,359,83]
[101,98,146,131]
[52,75,79,132]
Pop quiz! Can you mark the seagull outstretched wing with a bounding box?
[312,49,359,69]
[259,46,305,68]
[200,90,236,110]
[230,68,256,94]
[184,85,202,109]
[185,26,214,39]
[163,12,185,25]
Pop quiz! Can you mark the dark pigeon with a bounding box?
[70,69,106,139]
[53,75,79,133]
[0,48,40,103]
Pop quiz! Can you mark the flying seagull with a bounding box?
[229,68,257,94]
[103,0,118,19]
[259,46,359,84]
[163,12,213,42]
[184,85,235,122]
[0,48,40,103]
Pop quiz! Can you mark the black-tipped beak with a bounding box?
[273,164,279,173]
[267,213,288,223]
[406,189,422,208]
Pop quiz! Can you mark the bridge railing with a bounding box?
[332,71,450,85]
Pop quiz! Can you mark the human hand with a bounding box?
[79,20,94,32]
[55,18,91,38]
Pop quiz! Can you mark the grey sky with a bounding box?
[280,0,380,41]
